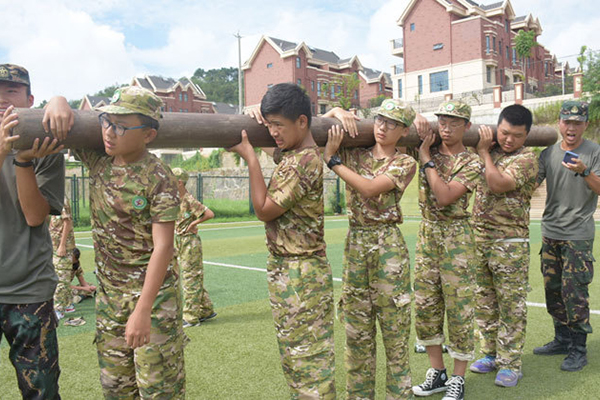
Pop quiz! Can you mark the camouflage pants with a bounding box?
[339,224,412,400]
[95,280,187,399]
[0,301,60,399]
[53,252,73,311]
[176,233,214,324]
[267,254,336,400]
[541,237,594,334]
[474,240,529,370]
[414,218,475,361]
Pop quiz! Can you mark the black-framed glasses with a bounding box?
[438,117,466,131]
[374,115,399,130]
[98,113,149,136]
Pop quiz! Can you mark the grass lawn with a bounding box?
[2,216,599,399]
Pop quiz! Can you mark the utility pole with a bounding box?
[561,62,565,95]
[234,31,243,114]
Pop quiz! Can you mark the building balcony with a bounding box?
[392,64,404,75]
[391,38,404,57]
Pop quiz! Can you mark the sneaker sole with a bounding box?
[470,366,496,373]
[413,386,448,396]
[560,360,588,372]
[495,375,523,387]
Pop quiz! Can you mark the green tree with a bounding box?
[322,73,360,110]
[514,30,537,91]
[191,67,238,104]
[68,99,81,109]
[368,94,390,108]
[577,45,588,72]
[94,83,127,98]
[582,48,600,124]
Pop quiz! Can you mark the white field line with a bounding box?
[204,261,600,315]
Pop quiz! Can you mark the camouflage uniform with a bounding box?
[472,146,538,371]
[414,144,481,361]
[265,146,336,399]
[175,191,214,324]
[337,143,416,400]
[49,197,76,311]
[74,86,186,399]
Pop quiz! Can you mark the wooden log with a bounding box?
[11,109,558,150]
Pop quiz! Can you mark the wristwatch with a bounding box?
[581,167,591,177]
[327,154,342,170]
[13,159,34,168]
[420,160,435,173]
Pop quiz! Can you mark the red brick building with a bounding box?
[359,67,393,107]
[132,75,215,113]
[390,0,557,102]
[243,36,391,114]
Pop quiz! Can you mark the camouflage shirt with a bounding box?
[472,147,538,240]
[175,192,207,236]
[419,147,482,221]
[49,197,75,252]
[340,147,416,226]
[75,149,180,290]
[265,146,326,257]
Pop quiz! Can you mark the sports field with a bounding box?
[1,216,599,399]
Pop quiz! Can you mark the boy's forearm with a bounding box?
[245,155,269,214]
[15,165,51,226]
[481,153,516,193]
[59,218,72,248]
[135,243,173,313]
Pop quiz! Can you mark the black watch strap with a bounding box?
[581,167,591,177]
[327,155,342,170]
[13,159,34,168]
[420,160,435,173]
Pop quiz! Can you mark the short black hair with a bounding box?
[260,83,311,128]
[137,114,160,130]
[498,104,533,133]
[73,247,80,260]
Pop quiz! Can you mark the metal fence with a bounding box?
[66,174,345,226]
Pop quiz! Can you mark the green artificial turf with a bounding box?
[2,218,599,399]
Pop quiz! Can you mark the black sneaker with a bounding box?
[442,375,465,400]
[413,368,448,396]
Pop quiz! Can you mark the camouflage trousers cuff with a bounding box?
[416,334,445,347]
[446,346,474,361]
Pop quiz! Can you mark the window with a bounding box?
[410,23,415,31]
[178,93,182,101]
[297,78,301,86]
[512,48,516,64]
[184,93,188,102]
[317,82,321,96]
[267,63,273,68]
[330,85,335,98]
[486,66,493,83]
[433,43,443,51]
[296,57,301,68]
[379,83,382,92]
[320,104,327,115]
[184,109,188,113]
[429,70,449,92]
[354,90,358,100]
[179,108,183,112]
[493,36,496,51]
[312,103,316,114]
[505,19,510,33]
[486,36,490,54]
[545,62,549,76]
[418,75,423,95]
[311,80,315,91]
[398,79,402,98]
[527,57,531,69]
[506,46,510,60]
[337,85,341,93]
[169,107,173,112]
[499,40,502,54]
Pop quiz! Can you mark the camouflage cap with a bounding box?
[377,99,416,127]
[98,86,163,121]
[172,167,189,183]
[560,100,589,122]
[0,64,30,87]
[434,100,471,121]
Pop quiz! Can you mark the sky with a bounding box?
[0,0,597,105]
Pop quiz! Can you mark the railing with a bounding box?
[66,174,345,226]
[393,64,405,75]
[392,38,403,49]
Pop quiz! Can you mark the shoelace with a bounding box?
[420,368,437,388]
[445,376,463,398]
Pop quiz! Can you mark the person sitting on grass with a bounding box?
[69,247,97,304]
[229,83,337,399]
[172,167,216,328]
[50,85,186,398]
[322,100,417,399]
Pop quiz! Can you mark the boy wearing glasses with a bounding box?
[63,86,185,398]
[411,100,481,400]
[322,100,417,399]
